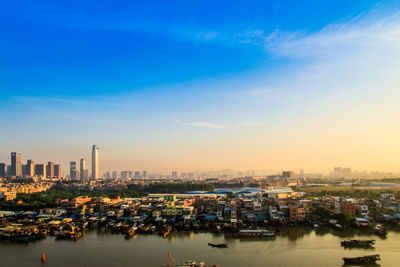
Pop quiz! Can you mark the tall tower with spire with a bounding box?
[92,145,99,179]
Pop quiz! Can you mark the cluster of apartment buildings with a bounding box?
[0,182,53,201]
[0,152,62,179]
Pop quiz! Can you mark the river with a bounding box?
[0,227,399,266]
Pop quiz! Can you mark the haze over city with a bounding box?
[1,1,400,173]
[3,2,400,267]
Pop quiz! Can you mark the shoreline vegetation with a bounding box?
[2,184,400,212]
[0,182,214,211]
[298,187,400,197]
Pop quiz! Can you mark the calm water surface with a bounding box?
[1,227,399,266]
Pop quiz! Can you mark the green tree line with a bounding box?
[0,183,213,211]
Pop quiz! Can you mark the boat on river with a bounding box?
[125,226,138,238]
[160,226,172,238]
[208,242,227,248]
[342,254,380,264]
[341,239,375,247]
[165,253,220,267]
[373,224,387,237]
[55,225,82,240]
[56,230,82,240]
[0,225,43,241]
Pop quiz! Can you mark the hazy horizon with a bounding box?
[1,1,400,173]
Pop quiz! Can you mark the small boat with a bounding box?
[165,253,219,267]
[342,254,380,264]
[56,230,82,240]
[341,239,375,247]
[161,226,172,238]
[179,260,198,266]
[125,226,137,238]
[374,224,387,237]
[208,242,227,248]
[178,260,216,267]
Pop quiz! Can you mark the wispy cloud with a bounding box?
[174,120,227,129]
[265,11,400,58]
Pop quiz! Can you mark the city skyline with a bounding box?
[1,1,400,172]
[1,2,400,266]
[1,148,400,178]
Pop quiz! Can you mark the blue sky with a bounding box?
[1,1,400,173]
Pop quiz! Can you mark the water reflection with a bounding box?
[343,263,380,267]
[278,226,313,241]
[343,246,376,251]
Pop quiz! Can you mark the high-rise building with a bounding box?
[134,171,141,179]
[81,169,89,181]
[26,160,35,177]
[92,145,99,179]
[70,161,78,180]
[112,171,118,179]
[282,171,295,178]
[35,164,46,177]
[11,152,22,177]
[171,171,178,179]
[80,158,86,176]
[80,158,89,181]
[0,163,7,177]
[72,169,80,180]
[22,164,27,177]
[142,170,147,179]
[54,164,61,178]
[47,161,55,178]
[121,171,130,180]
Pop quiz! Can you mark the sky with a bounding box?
[1,0,400,174]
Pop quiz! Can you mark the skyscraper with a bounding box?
[47,161,54,178]
[92,145,99,179]
[35,164,46,177]
[0,163,7,177]
[134,171,141,179]
[70,161,78,180]
[80,158,89,181]
[282,171,295,178]
[26,160,35,177]
[121,171,130,180]
[11,152,22,177]
[54,164,61,178]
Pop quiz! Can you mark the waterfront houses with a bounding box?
[1,182,400,243]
